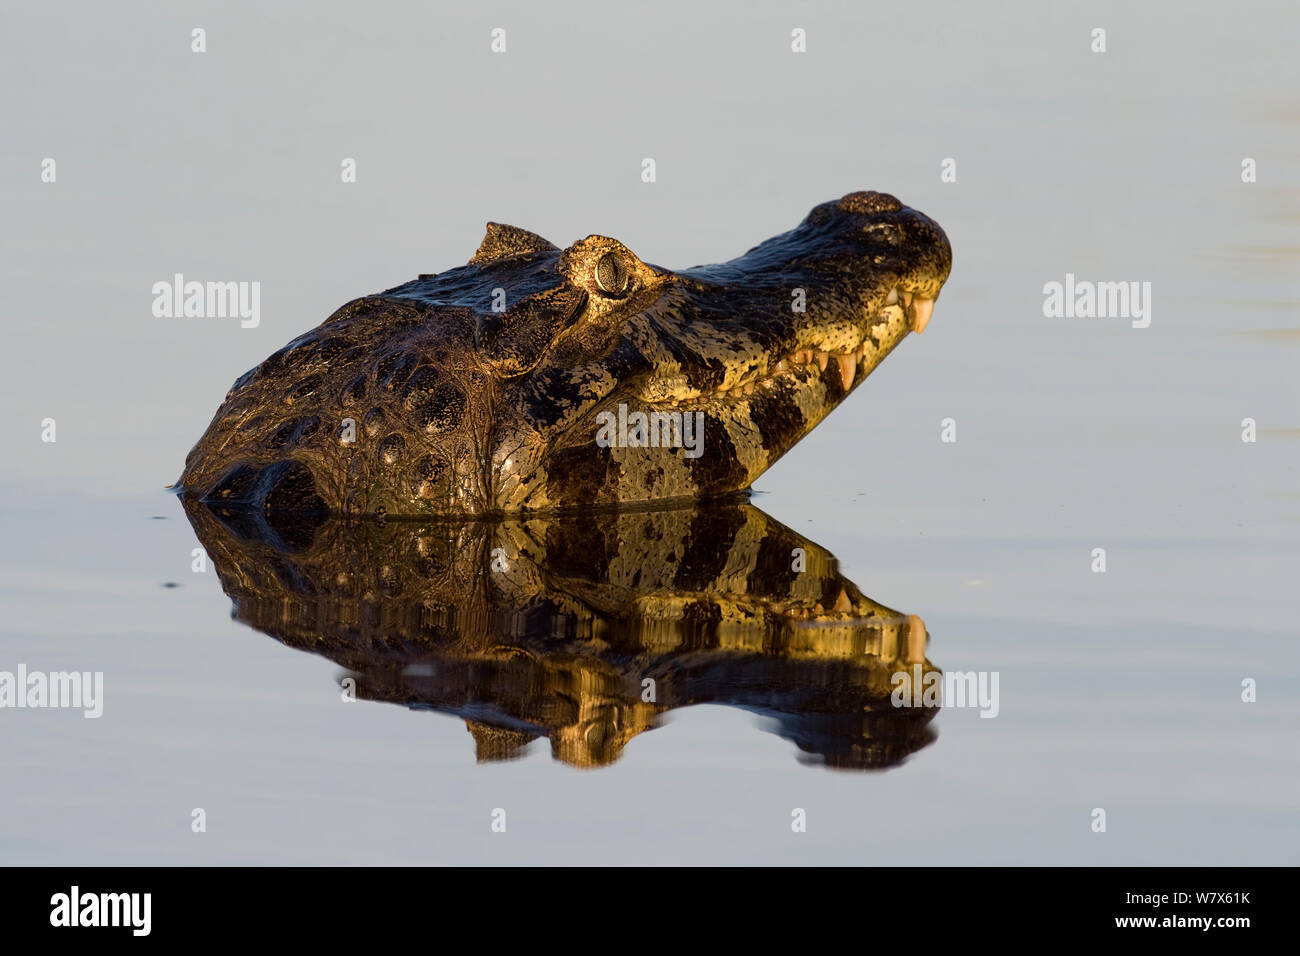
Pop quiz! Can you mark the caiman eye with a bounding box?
[594,252,630,297]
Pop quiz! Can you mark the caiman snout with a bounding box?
[829,189,951,333]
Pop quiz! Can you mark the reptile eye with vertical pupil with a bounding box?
[595,253,630,297]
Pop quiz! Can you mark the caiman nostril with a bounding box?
[862,221,903,244]
[837,191,903,215]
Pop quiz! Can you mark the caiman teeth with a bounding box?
[780,347,860,392]
[911,296,935,334]
[697,286,938,404]
[835,353,856,390]
[891,285,937,334]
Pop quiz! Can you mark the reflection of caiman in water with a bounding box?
[181,495,940,770]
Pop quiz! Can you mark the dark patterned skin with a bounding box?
[182,496,940,769]
[179,191,952,516]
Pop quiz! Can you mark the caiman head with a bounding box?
[179,191,952,516]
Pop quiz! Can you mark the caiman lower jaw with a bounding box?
[669,285,939,408]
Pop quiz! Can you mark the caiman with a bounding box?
[182,496,941,769]
[179,191,952,516]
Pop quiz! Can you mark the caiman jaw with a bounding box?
[664,283,941,408]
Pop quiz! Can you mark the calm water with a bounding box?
[2,1,1297,864]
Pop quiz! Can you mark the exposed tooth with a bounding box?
[901,290,914,307]
[833,589,852,613]
[912,296,935,334]
[885,288,899,306]
[836,353,856,390]
[815,352,829,371]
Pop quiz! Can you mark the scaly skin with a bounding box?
[179,191,952,516]
[181,495,941,769]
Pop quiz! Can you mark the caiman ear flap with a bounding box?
[469,222,559,265]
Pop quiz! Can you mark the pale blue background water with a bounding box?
[1,0,1296,863]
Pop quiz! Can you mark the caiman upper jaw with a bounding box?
[775,287,938,391]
